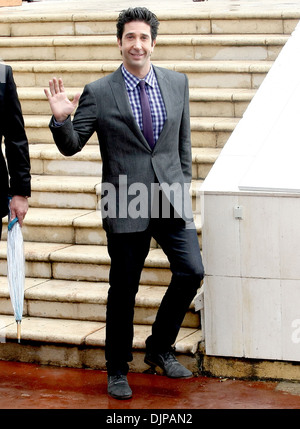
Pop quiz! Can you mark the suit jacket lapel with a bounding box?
[152,66,172,149]
[109,67,151,151]
[109,65,173,151]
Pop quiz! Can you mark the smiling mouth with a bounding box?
[130,52,145,59]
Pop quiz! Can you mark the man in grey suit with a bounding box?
[45,7,204,400]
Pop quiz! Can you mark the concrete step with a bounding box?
[189,87,255,118]
[0,34,289,62]
[2,208,104,245]
[1,207,140,246]
[0,314,201,373]
[1,10,298,37]
[25,113,238,150]
[29,143,220,181]
[21,174,204,213]
[0,277,200,328]
[29,174,99,209]
[10,60,272,89]
[192,147,222,179]
[0,241,172,285]
[0,205,202,247]
[29,144,102,177]
[192,116,239,149]
[18,86,256,118]
[28,175,99,210]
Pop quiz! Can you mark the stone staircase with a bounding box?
[0,8,299,375]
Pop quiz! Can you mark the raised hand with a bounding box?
[44,77,81,123]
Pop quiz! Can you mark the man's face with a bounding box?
[117,21,156,78]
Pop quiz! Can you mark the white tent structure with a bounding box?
[201,21,300,362]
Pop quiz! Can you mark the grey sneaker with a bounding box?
[107,374,132,400]
[144,350,193,379]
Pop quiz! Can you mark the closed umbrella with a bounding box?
[7,212,25,343]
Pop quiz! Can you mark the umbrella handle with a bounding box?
[7,198,19,231]
[8,217,19,231]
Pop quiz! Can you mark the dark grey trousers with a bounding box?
[105,216,204,375]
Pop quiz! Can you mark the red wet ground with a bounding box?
[0,361,299,410]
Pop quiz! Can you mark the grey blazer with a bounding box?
[50,65,193,233]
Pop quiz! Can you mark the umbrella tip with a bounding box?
[17,321,21,343]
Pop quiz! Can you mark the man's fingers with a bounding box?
[47,79,54,96]
[44,88,50,100]
[53,77,60,94]
[58,78,65,92]
[46,77,65,98]
[44,77,77,121]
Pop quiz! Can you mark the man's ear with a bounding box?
[151,39,156,52]
[117,38,122,55]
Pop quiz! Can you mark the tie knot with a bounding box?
[139,80,146,89]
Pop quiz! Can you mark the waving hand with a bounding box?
[44,77,81,123]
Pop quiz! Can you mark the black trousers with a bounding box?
[105,216,204,375]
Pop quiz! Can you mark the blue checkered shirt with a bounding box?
[121,65,167,143]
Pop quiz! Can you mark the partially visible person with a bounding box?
[0,63,31,240]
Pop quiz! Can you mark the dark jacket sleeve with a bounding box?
[4,65,31,198]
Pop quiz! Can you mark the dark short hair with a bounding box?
[116,7,160,42]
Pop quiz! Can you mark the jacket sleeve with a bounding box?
[4,65,31,197]
[178,74,192,185]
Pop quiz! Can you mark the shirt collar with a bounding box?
[122,64,156,91]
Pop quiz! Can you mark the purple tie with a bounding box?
[139,80,155,149]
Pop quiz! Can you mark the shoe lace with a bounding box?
[114,375,126,384]
[108,373,127,385]
[161,350,177,362]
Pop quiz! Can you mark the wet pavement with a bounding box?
[0,360,300,412]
